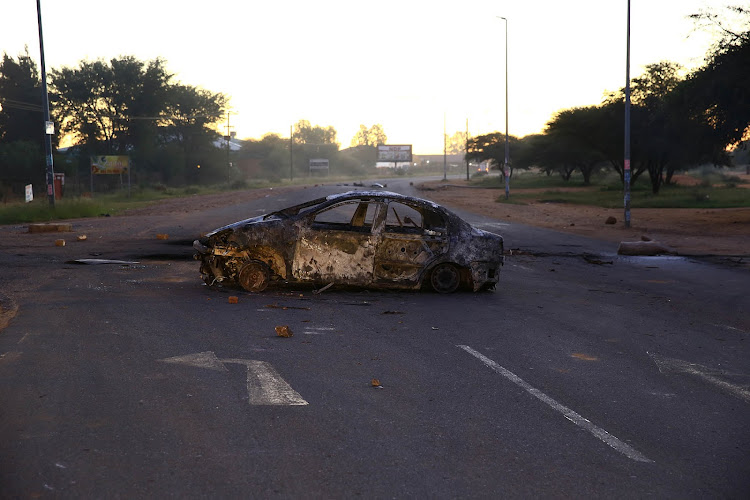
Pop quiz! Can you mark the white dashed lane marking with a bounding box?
[458,345,653,463]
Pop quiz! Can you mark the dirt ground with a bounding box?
[415,174,750,257]
[120,178,749,257]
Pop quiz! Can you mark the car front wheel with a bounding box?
[238,260,270,292]
[430,263,460,293]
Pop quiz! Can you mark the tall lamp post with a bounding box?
[36,0,55,207]
[623,0,632,228]
[499,16,510,199]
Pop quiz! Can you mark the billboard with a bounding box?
[309,158,329,170]
[91,155,129,174]
[377,145,412,163]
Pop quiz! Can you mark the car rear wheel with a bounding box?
[430,263,460,293]
[238,260,270,292]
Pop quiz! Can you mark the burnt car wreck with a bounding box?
[193,191,504,293]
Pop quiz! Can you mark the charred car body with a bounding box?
[193,191,504,293]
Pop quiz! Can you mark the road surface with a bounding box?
[1,181,748,497]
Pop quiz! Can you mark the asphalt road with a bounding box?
[1,181,748,498]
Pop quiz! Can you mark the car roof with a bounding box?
[326,190,444,211]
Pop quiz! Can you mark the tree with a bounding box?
[49,55,228,185]
[350,124,387,147]
[0,48,44,145]
[293,119,338,146]
[682,5,750,148]
[445,131,467,155]
[50,56,173,154]
[158,83,227,183]
[466,132,519,175]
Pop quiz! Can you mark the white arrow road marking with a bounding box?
[648,352,750,403]
[223,359,308,406]
[458,345,653,463]
[159,351,308,406]
[160,351,228,372]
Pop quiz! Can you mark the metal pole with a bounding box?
[36,0,55,207]
[226,111,231,184]
[624,0,632,228]
[289,125,294,181]
[500,16,510,200]
[465,118,470,181]
[443,112,447,181]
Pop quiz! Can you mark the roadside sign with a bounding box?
[25,184,33,203]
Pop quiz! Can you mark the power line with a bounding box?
[0,97,43,112]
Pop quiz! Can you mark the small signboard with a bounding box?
[25,184,33,203]
[91,155,129,174]
[309,158,329,171]
[377,145,412,163]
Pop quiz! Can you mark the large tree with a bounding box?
[293,119,338,146]
[466,132,519,176]
[350,124,387,147]
[50,56,172,154]
[682,6,750,148]
[0,49,44,145]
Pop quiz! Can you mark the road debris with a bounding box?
[76,234,88,241]
[617,240,676,256]
[228,296,239,304]
[156,233,169,240]
[583,254,613,265]
[313,283,334,295]
[55,239,65,247]
[67,259,140,265]
[275,325,293,337]
[28,222,72,233]
[371,378,383,388]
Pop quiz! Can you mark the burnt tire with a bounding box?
[238,260,270,292]
[430,263,460,294]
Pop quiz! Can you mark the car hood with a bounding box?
[203,214,277,238]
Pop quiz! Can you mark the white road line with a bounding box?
[457,345,653,463]
[160,352,308,406]
[303,327,335,335]
[242,360,308,406]
[649,352,750,403]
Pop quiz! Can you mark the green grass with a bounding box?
[470,169,750,209]
[499,183,750,209]
[0,184,233,225]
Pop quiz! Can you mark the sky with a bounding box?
[1,0,727,154]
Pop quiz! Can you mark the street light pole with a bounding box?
[36,0,55,207]
[499,16,510,199]
[623,0,632,228]
[443,112,447,181]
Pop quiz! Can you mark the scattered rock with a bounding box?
[605,216,617,225]
[275,325,293,337]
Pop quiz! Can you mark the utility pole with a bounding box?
[465,118,470,181]
[224,111,235,184]
[623,0,632,228]
[290,125,294,181]
[36,0,55,207]
[443,112,447,181]
[499,16,510,200]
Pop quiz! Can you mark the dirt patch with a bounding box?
[121,186,302,217]
[416,180,750,257]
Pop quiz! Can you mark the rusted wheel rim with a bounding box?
[238,261,270,292]
[430,263,459,293]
